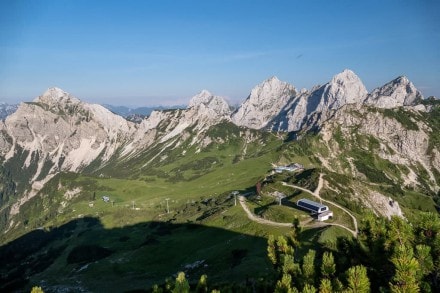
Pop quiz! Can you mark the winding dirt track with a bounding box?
[238,195,293,227]
[238,173,358,237]
[282,173,358,236]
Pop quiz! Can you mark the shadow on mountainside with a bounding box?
[0,217,275,293]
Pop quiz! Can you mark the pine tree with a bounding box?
[275,273,295,293]
[385,216,414,251]
[173,272,190,293]
[293,216,302,235]
[346,265,370,293]
[301,283,316,293]
[318,279,332,293]
[302,249,316,285]
[268,235,295,268]
[277,235,294,256]
[415,212,440,240]
[332,278,344,292]
[389,245,420,293]
[31,287,44,293]
[320,251,336,278]
[268,235,278,265]
[152,284,164,293]
[282,254,300,277]
[415,244,433,278]
[196,274,208,293]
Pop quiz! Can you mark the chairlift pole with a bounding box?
[165,198,170,214]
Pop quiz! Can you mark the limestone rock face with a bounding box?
[1,88,134,188]
[267,69,368,132]
[364,76,423,108]
[188,90,232,117]
[314,69,368,112]
[321,104,439,190]
[231,76,296,129]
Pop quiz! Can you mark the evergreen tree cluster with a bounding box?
[268,212,440,292]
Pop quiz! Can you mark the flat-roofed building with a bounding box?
[297,198,329,214]
[296,198,333,221]
[317,210,333,221]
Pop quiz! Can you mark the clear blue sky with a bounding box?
[1,0,439,106]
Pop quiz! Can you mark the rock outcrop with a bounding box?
[231,76,296,129]
[364,76,423,108]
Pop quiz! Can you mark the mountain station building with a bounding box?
[296,198,333,221]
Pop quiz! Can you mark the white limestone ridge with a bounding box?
[315,69,368,112]
[34,87,81,105]
[364,76,423,108]
[231,76,296,129]
[188,90,231,116]
[1,87,134,187]
[267,69,368,132]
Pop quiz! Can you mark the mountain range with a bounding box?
[0,103,18,120]
[102,104,185,119]
[0,69,439,291]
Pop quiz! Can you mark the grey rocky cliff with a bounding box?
[1,88,135,185]
[231,76,296,129]
[321,104,439,190]
[188,90,232,117]
[266,69,367,132]
[364,76,423,108]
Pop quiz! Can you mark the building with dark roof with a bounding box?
[297,198,328,214]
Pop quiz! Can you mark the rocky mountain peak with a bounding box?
[331,69,363,85]
[250,76,294,97]
[34,87,81,106]
[231,76,296,129]
[188,90,214,108]
[364,75,423,108]
[394,75,409,84]
[326,69,368,103]
[265,69,368,132]
[266,76,280,83]
[306,69,368,116]
[188,90,231,116]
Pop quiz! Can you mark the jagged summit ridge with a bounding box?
[317,69,368,109]
[188,90,231,116]
[34,87,81,106]
[188,90,213,108]
[364,75,423,108]
[231,76,296,129]
[266,69,368,132]
[18,69,426,135]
